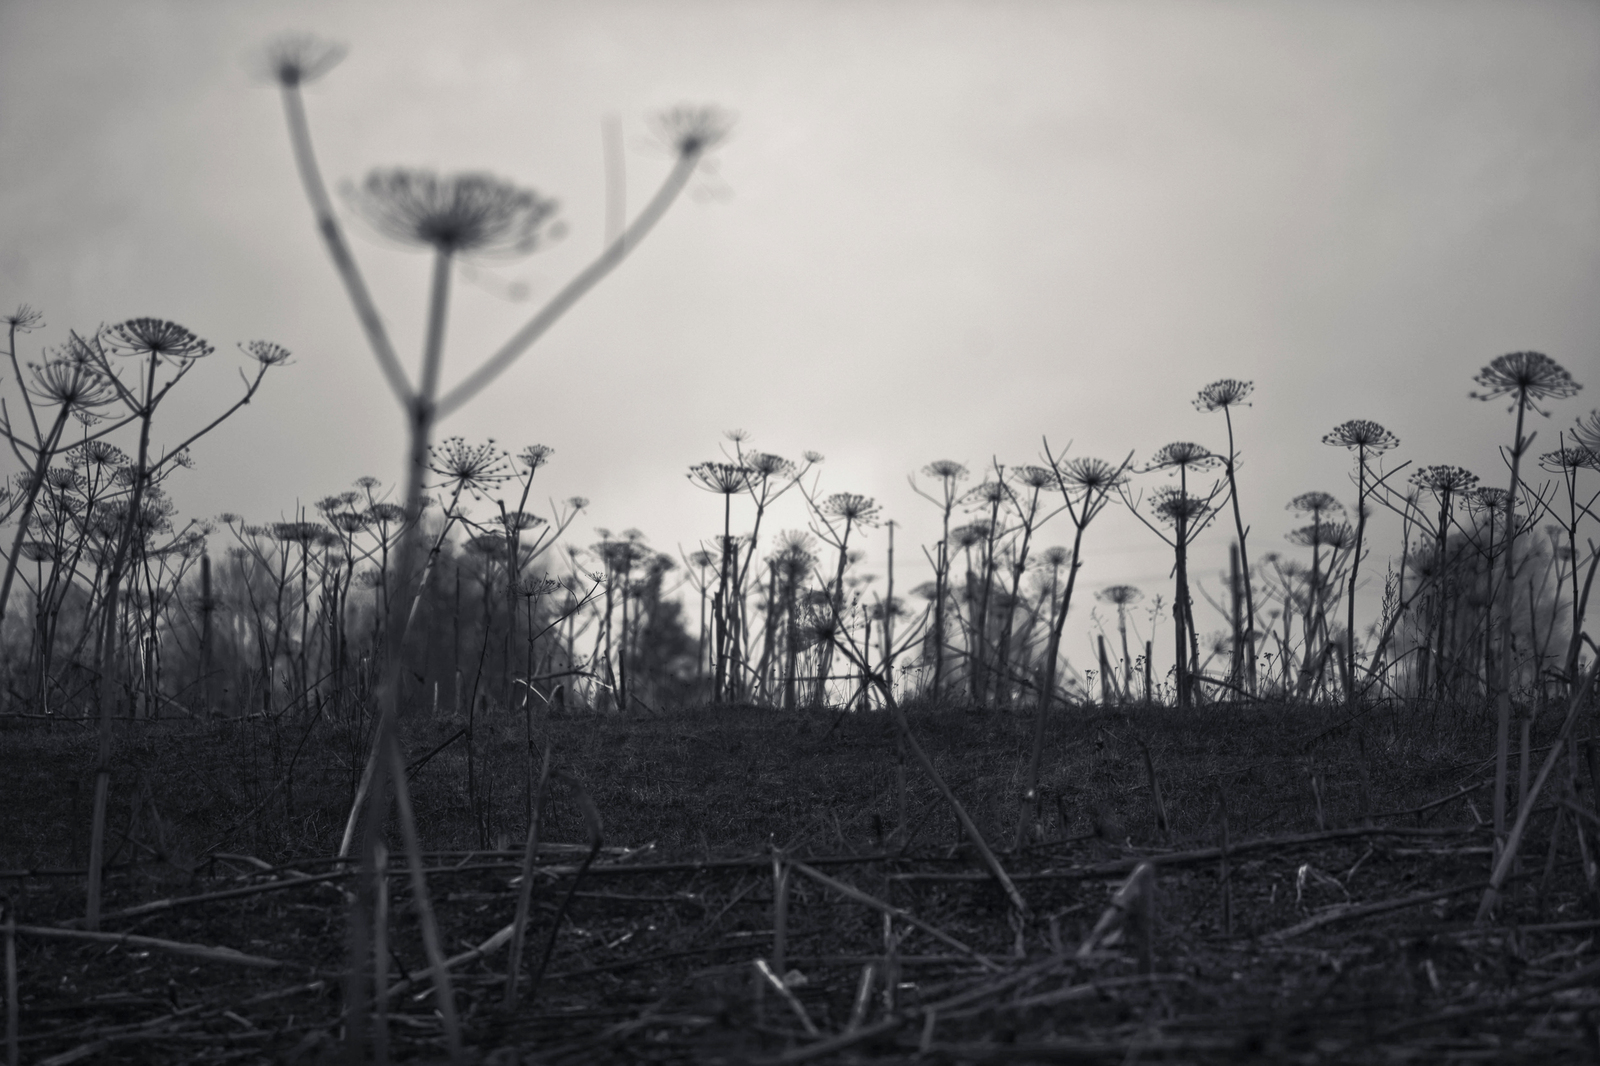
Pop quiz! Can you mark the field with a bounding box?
[6,694,1600,1064]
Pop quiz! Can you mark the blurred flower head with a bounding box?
[257,33,346,87]
[346,169,560,257]
[1097,584,1142,607]
[1151,487,1210,527]
[518,444,554,471]
[4,305,43,332]
[823,492,881,526]
[1287,491,1343,518]
[239,341,292,367]
[923,460,969,483]
[652,104,734,157]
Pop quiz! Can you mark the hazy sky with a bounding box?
[2,0,1597,674]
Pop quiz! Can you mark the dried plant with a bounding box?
[1471,350,1582,853]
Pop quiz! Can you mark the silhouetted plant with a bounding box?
[1322,419,1400,706]
[908,460,968,699]
[1471,350,1582,852]
[1195,379,1259,691]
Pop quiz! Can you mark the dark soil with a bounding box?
[3,697,1598,1063]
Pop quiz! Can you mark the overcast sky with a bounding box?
[2,0,1596,675]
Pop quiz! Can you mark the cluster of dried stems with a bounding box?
[1,30,1598,1066]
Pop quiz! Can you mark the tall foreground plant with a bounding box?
[1470,351,1581,853]
[264,34,725,1059]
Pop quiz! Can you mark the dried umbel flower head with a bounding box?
[823,493,881,525]
[652,104,734,157]
[923,460,969,483]
[239,341,293,367]
[687,461,752,495]
[1539,447,1597,474]
[1146,441,1220,474]
[1017,465,1056,490]
[1097,584,1142,606]
[514,576,564,599]
[1573,410,1600,454]
[428,437,510,493]
[272,521,325,544]
[499,511,546,533]
[1287,522,1353,549]
[101,319,214,363]
[746,452,795,479]
[966,480,1008,507]
[954,520,990,548]
[1194,379,1254,413]
[1152,487,1210,527]
[1055,457,1128,495]
[30,352,110,408]
[67,440,127,470]
[1042,546,1073,569]
[1409,465,1479,497]
[1287,491,1343,517]
[1471,487,1512,515]
[1471,351,1581,413]
[1322,419,1399,453]
[518,444,554,471]
[346,169,560,257]
[4,305,43,332]
[257,33,346,87]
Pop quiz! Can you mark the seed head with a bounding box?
[1539,447,1597,474]
[346,169,560,256]
[1322,419,1399,453]
[1097,584,1142,606]
[1472,487,1512,514]
[1194,379,1254,413]
[1572,410,1600,455]
[272,521,325,544]
[1043,546,1073,570]
[652,104,734,157]
[1055,457,1128,494]
[4,305,43,332]
[499,511,546,533]
[1471,351,1581,413]
[100,319,213,363]
[823,493,881,525]
[239,341,292,367]
[747,452,795,479]
[687,462,752,495]
[257,33,346,87]
[518,444,554,471]
[1409,465,1478,496]
[1287,491,1343,517]
[428,437,510,494]
[1017,465,1055,490]
[1146,442,1220,474]
[67,441,127,470]
[954,520,990,548]
[1152,487,1210,527]
[966,480,1008,507]
[30,352,111,408]
[923,460,969,482]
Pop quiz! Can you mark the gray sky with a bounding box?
[2,0,1597,674]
